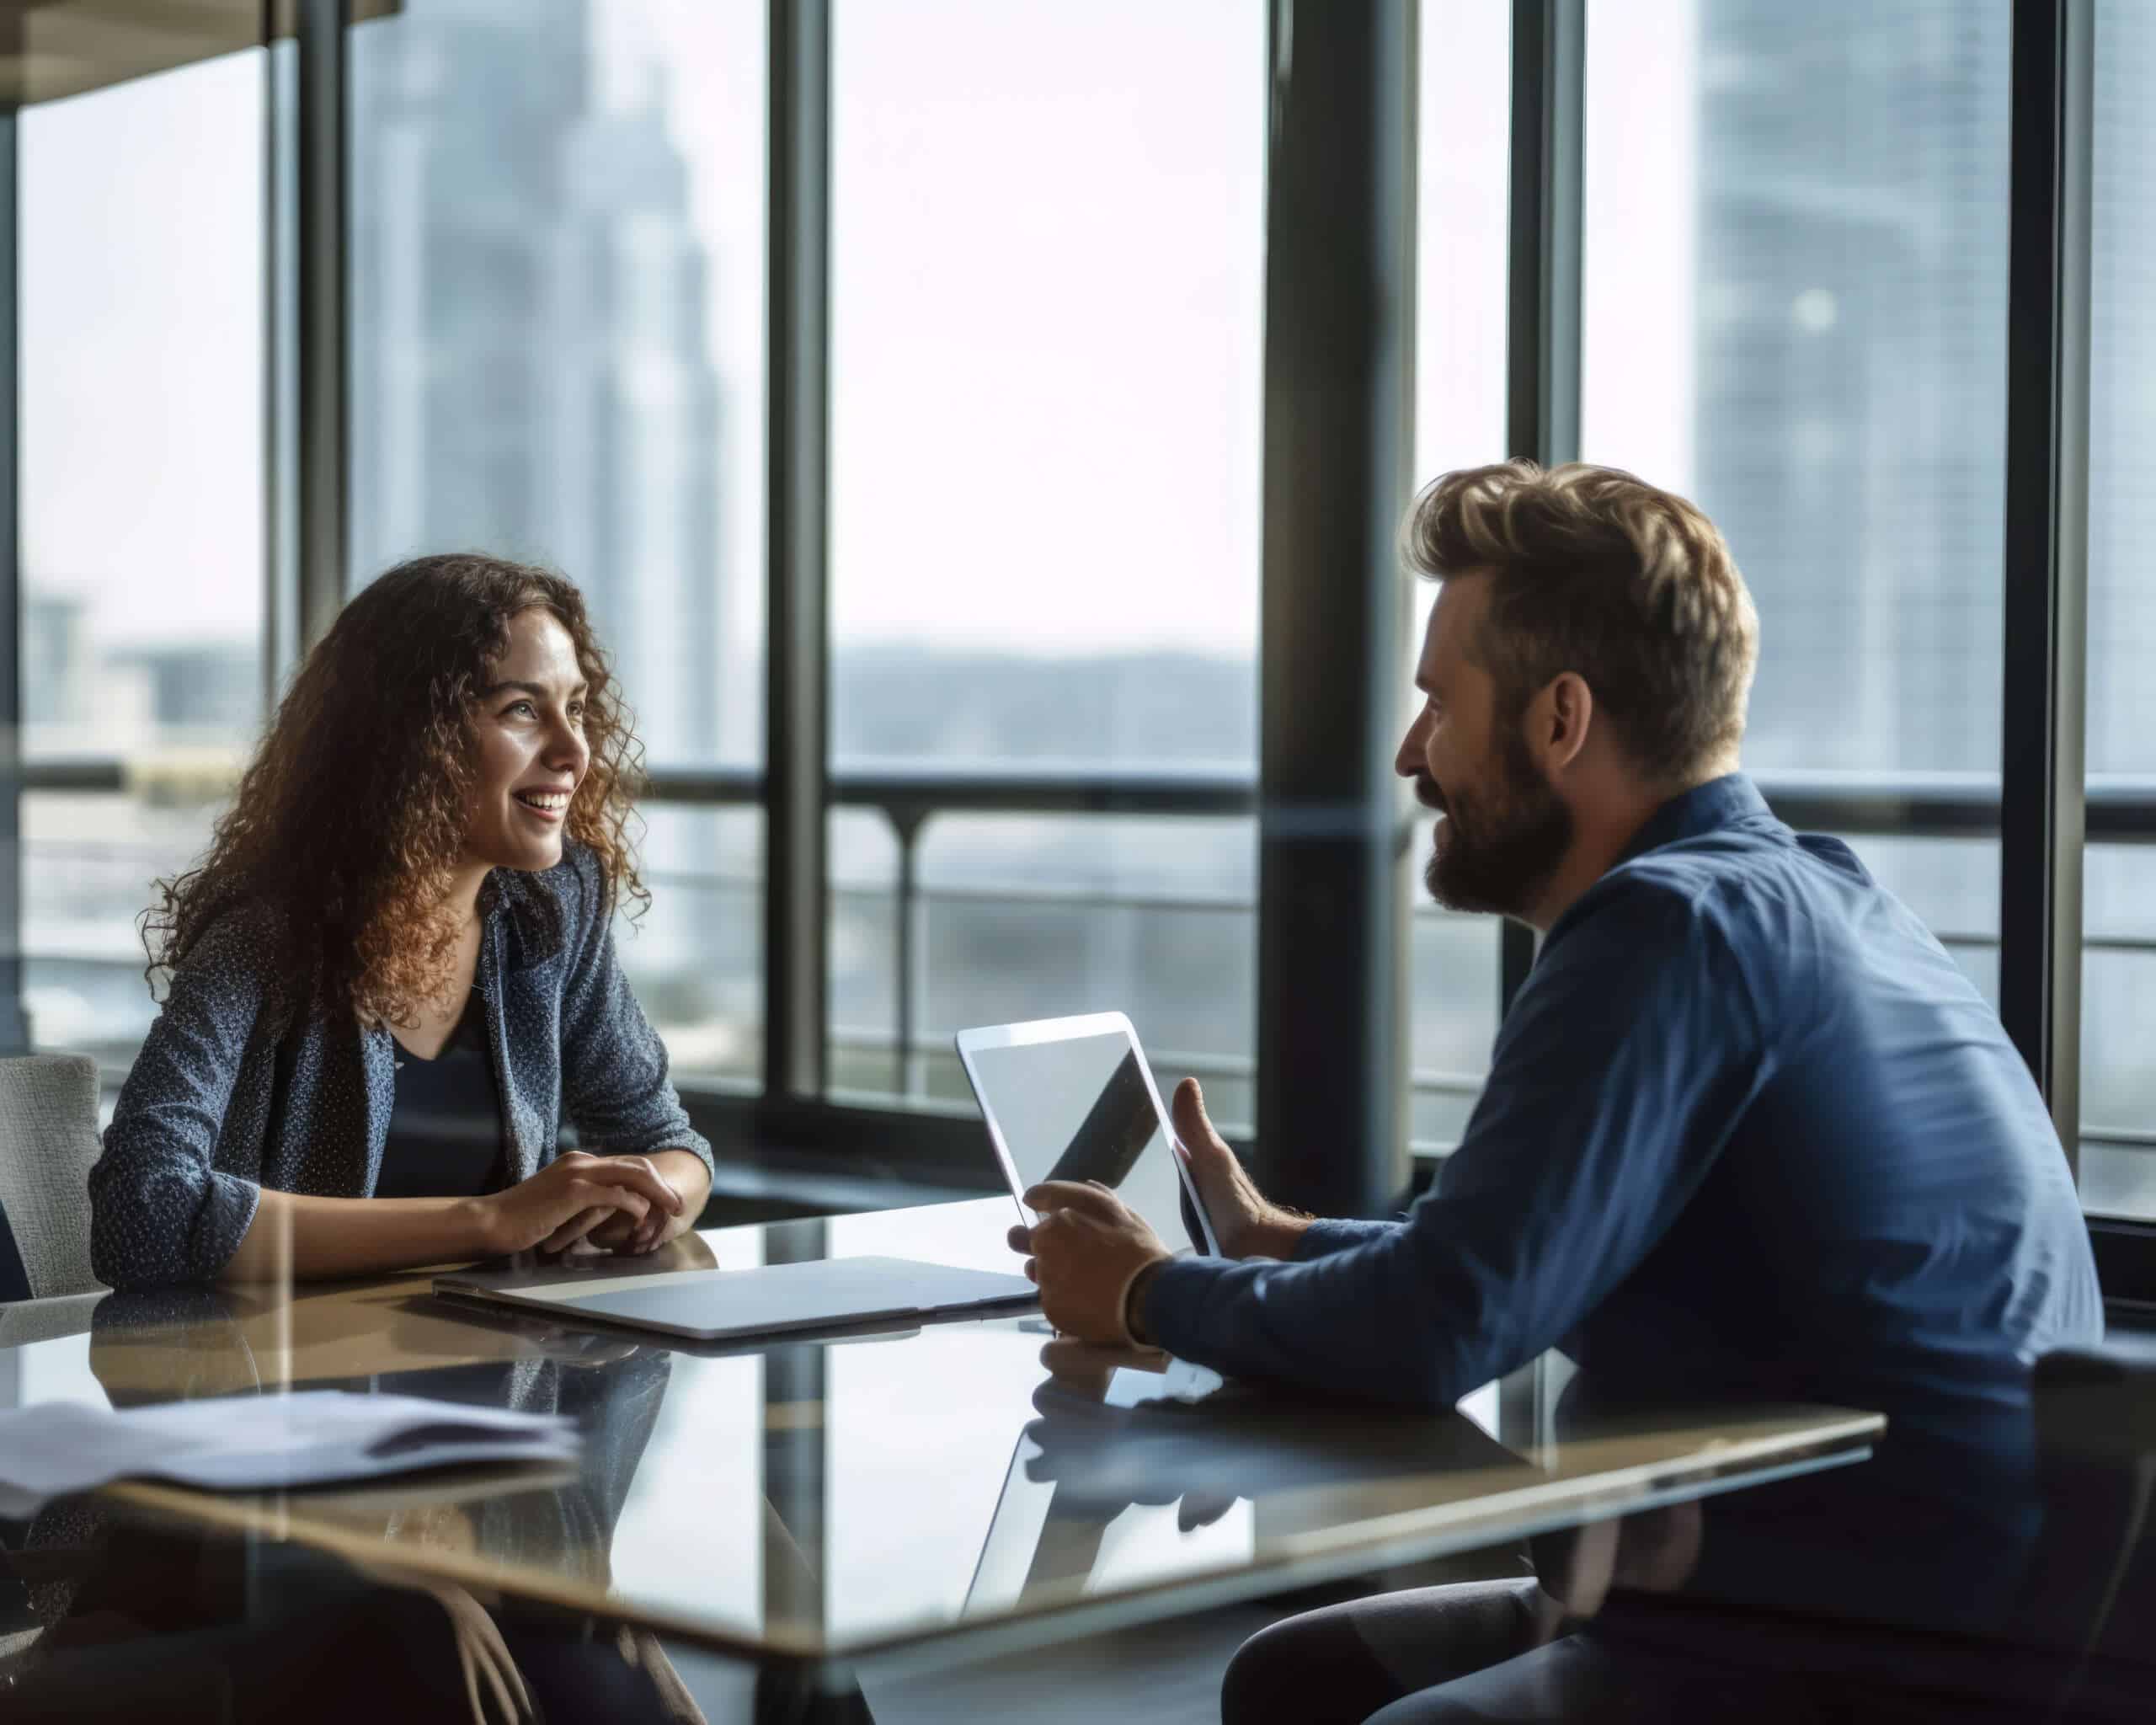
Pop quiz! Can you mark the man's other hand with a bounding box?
[1006,1180,1171,1345]
[1168,1079,1312,1260]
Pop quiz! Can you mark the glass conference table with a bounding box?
[2,1199,1882,1717]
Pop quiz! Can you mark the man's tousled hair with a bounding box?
[1401,460,1758,782]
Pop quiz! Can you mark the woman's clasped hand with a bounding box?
[476,1150,688,1258]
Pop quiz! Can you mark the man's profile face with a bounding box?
[1395,576,1574,919]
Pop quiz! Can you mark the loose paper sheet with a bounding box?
[0,1390,579,1517]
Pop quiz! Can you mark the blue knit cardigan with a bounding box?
[88,843,714,1290]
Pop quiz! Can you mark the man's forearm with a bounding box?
[1129,1221,1492,1407]
[1128,1212,1399,1352]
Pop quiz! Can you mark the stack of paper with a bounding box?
[0,1391,580,1516]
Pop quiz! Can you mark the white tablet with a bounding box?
[954,1012,1221,1258]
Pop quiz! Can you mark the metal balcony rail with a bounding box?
[19,757,2156,1161]
[35,756,2156,836]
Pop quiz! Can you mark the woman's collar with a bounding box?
[478,865,568,968]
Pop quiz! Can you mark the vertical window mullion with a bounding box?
[1999,0,2094,1169]
[1498,0,1583,1017]
[1254,0,1419,1219]
[264,11,300,704]
[765,0,833,1105]
[0,105,25,1055]
[296,0,347,656]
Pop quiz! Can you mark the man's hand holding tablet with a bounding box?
[1008,1178,1171,1346]
[1163,1079,1313,1262]
[1008,1077,1315,1346]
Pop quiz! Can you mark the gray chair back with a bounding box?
[0,1053,104,1299]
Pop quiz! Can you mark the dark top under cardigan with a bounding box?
[374,991,507,1199]
[88,842,715,1290]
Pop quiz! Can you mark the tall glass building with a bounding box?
[350,0,741,1054]
[350,0,725,766]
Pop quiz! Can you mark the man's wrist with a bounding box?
[1251,1207,1313,1261]
[1122,1257,1171,1347]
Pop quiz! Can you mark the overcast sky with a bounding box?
[19,0,1691,660]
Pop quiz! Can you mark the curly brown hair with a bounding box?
[143,553,648,1028]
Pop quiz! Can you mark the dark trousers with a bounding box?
[1220,1578,2135,1724]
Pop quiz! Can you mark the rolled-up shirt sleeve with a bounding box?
[557,852,714,1178]
[1143,879,1770,1407]
[89,910,275,1289]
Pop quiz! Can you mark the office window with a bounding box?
[350,0,766,1088]
[830,809,1257,1124]
[1582,3,2010,977]
[1417,0,1511,485]
[1409,0,1510,1153]
[19,51,270,1065]
[825,1,1266,1121]
[2079,0,2156,1221]
[629,806,763,1090]
[21,793,224,1077]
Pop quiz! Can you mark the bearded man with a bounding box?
[1011,461,2102,1723]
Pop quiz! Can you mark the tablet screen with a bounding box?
[963,1029,1214,1255]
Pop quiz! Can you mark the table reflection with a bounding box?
[0,1203,1882,1672]
[953,1338,1536,1621]
[63,1284,1725,1648]
[84,1283,675,1594]
[69,1282,1547,1650]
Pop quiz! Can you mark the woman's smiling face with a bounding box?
[462,606,592,874]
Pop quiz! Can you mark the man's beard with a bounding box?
[1423,733,1573,919]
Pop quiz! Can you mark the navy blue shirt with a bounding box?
[1146,774,2102,1630]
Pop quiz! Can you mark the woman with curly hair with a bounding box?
[88,553,714,1290]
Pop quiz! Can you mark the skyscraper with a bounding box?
[350,0,723,754]
[350,0,590,576]
[350,0,730,1002]
[1693,0,2011,778]
[542,90,723,766]
[2088,1,2156,782]
[2079,0,2156,1203]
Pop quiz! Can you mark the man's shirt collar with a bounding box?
[1614,772,1774,868]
